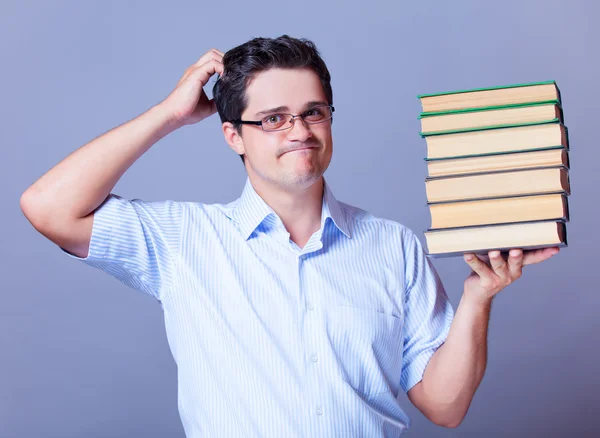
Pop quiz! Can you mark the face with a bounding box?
[224,68,333,192]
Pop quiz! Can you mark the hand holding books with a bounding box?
[462,247,560,305]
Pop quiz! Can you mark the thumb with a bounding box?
[464,253,491,277]
[208,98,217,116]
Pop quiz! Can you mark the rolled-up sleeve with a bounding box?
[400,231,454,393]
[61,194,182,301]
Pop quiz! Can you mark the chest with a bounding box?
[173,229,405,316]
[165,229,409,398]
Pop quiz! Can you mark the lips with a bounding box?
[283,146,317,155]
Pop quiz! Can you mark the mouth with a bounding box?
[282,146,318,155]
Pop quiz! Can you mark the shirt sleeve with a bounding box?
[60,194,182,301]
[400,230,455,393]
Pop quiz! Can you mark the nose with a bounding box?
[286,116,313,142]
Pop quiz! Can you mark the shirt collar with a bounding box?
[234,177,351,241]
[321,179,351,239]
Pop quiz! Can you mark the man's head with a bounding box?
[213,35,334,192]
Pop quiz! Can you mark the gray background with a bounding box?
[2,0,598,436]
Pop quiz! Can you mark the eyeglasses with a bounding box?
[230,104,335,132]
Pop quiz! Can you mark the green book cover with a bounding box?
[417,79,558,99]
[423,144,568,161]
[418,100,561,118]
[424,163,569,182]
[419,119,561,138]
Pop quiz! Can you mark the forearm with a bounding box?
[21,104,175,222]
[418,291,492,426]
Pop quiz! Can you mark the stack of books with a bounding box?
[417,80,570,257]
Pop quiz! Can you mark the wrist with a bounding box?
[461,288,494,313]
[151,102,184,133]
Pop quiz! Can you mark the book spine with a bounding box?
[425,164,568,181]
[418,100,561,118]
[419,119,561,138]
[417,80,557,99]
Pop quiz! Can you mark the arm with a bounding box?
[20,105,175,257]
[407,247,560,428]
[407,289,490,428]
[20,49,224,258]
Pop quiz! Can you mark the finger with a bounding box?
[477,253,490,264]
[178,52,224,86]
[523,247,560,266]
[464,253,496,283]
[206,48,225,58]
[179,58,224,88]
[192,58,224,85]
[208,98,217,115]
[192,49,224,68]
[507,248,524,278]
[489,250,509,279]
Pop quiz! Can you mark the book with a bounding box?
[426,148,568,177]
[428,193,568,229]
[417,80,560,113]
[424,123,568,160]
[419,102,562,136]
[417,80,570,257]
[424,220,567,256]
[425,166,569,203]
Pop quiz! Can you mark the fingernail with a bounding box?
[464,254,473,261]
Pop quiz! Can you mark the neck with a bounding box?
[250,176,324,249]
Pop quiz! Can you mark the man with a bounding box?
[20,35,558,437]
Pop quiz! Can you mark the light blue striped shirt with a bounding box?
[63,178,454,437]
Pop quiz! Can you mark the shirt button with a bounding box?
[307,303,314,311]
[316,406,323,416]
[311,353,318,363]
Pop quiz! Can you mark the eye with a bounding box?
[304,108,322,116]
[303,107,327,122]
[263,114,285,125]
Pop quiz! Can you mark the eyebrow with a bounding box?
[254,101,329,117]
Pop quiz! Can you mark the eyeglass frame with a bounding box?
[229,104,335,132]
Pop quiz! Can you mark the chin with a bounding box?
[282,168,325,189]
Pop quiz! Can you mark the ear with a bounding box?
[222,122,245,156]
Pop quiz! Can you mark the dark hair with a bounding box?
[212,35,333,163]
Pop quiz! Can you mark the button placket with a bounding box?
[298,253,326,423]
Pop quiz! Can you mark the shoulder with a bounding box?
[93,194,185,227]
[175,197,239,222]
[123,196,236,219]
[125,196,184,217]
[105,194,248,237]
[339,200,419,248]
